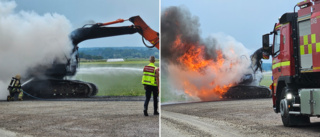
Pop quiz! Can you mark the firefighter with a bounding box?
[142,56,159,116]
[251,47,272,73]
[251,48,264,73]
[7,74,24,101]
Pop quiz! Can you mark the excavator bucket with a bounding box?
[129,16,159,49]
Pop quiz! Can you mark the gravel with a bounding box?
[161,99,320,137]
[0,100,159,137]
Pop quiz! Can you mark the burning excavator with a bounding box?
[161,6,270,100]
[223,48,272,99]
[21,16,159,99]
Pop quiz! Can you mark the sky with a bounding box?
[7,0,303,57]
[14,0,159,48]
[161,0,301,62]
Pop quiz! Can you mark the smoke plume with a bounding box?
[161,6,252,102]
[161,6,202,65]
[0,1,72,100]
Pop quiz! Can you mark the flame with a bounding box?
[172,34,236,101]
[178,46,210,72]
[162,7,251,102]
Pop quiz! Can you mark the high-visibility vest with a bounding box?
[142,63,157,86]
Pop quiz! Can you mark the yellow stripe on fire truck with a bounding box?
[272,61,290,69]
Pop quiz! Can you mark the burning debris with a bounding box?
[161,6,252,101]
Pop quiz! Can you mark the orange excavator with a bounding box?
[21,16,159,99]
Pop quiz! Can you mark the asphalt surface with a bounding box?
[161,99,320,137]
[24,96,149,102]
[0,97,159,137]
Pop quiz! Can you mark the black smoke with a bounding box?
[161,6,219,68]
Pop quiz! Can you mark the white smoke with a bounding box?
[211,33,252,84]
[0,1,73,100]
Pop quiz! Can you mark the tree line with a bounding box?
[78,47,159,59]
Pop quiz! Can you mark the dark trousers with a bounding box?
[144,85,158,112]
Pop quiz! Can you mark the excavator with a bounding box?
[21,16,159,99]
[222,48,272,99]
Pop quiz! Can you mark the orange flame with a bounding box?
[178,46,210,72]
[172,34,235,101]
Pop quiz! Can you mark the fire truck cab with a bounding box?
[263,0,320,126]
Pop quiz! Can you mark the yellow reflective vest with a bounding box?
[142,63,158,86]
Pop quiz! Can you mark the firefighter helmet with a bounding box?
[15,74,21,80]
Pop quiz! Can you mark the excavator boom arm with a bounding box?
[71,26,139,47]
[129,16,159,49]
[71,16,159,50]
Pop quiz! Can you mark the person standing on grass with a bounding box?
[141,56,159,116]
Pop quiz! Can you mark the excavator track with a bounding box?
[22,79,98,99]
[223,85,271,99]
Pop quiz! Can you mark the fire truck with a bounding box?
[263,0,320,126]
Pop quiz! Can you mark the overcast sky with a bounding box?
[162,0,301,62]
[11,0,303,55]
[14,0,159,48]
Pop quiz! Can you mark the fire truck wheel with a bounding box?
[281,113,310,127]
[280,99,288,117]
[280,88,310,127]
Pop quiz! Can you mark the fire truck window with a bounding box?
[274,30,280,55]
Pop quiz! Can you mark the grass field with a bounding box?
[260,72,272,87]
[72,60,159,96]
[76,59,271,98]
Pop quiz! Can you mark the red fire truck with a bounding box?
[263,0,320,126]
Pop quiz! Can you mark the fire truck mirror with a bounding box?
[262,34,270,49]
